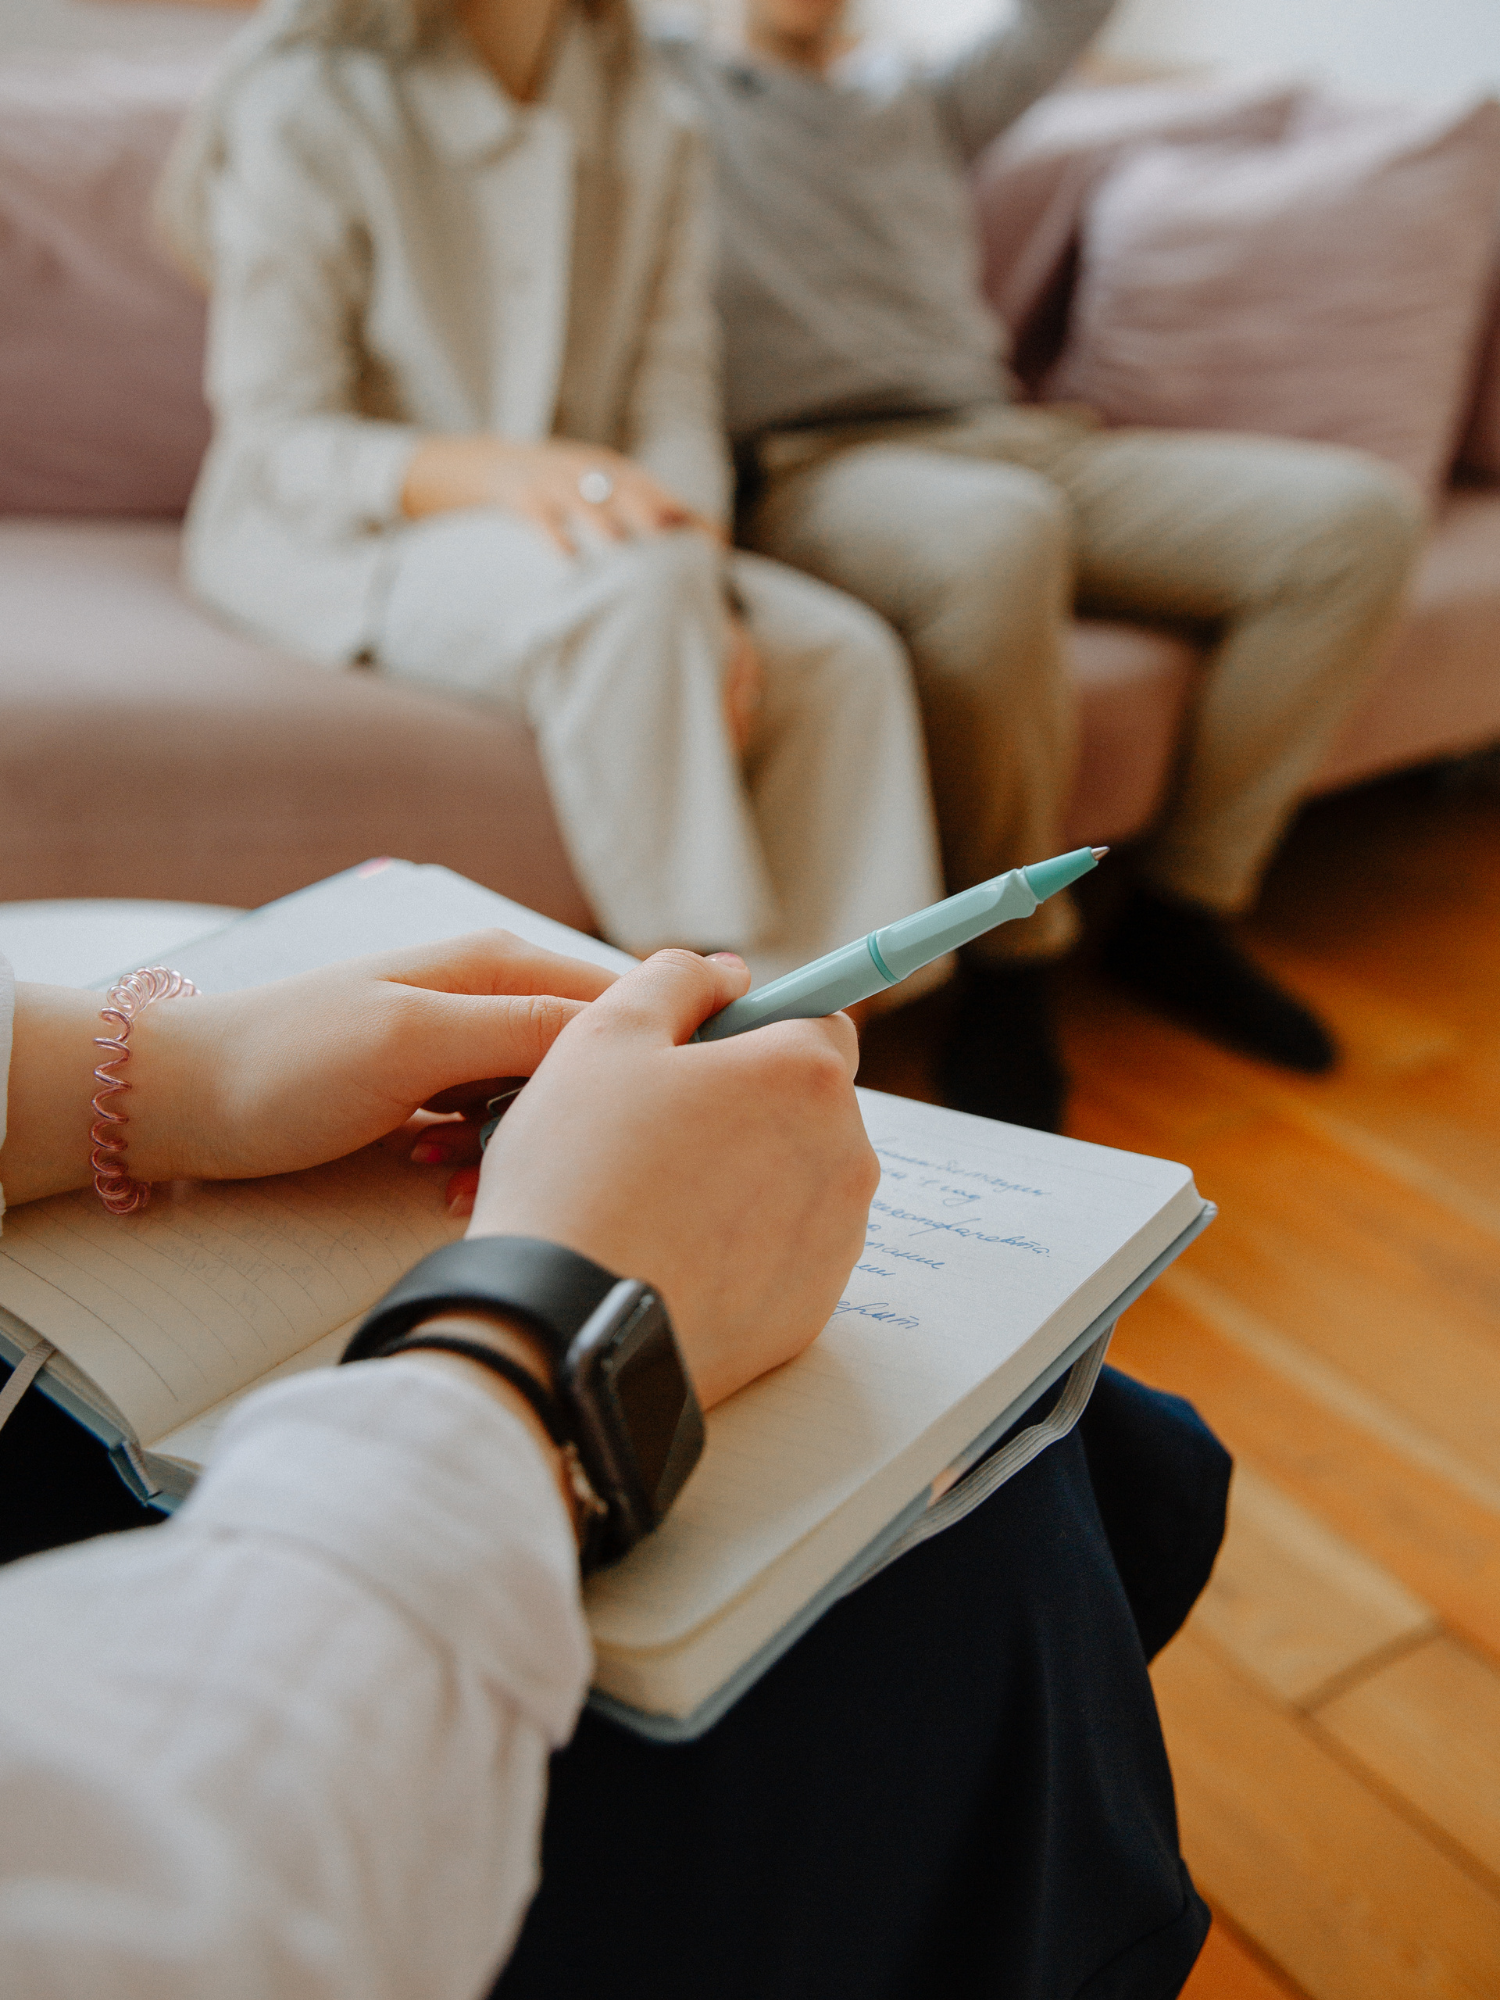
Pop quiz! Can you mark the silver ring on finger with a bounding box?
[578,469,614,505]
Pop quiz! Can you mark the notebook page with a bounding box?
[586,1089,1200,1655]
[156,860,635,995]
[0,1149,460,1448]
[149,1320,360,1471]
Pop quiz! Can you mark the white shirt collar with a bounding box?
[405,15,604,166]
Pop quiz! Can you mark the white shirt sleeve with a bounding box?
[0,1356,592,2000]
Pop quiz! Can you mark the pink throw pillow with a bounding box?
[0,57,211,516]
[1044,98,1500,496]
[971,79,1305,382]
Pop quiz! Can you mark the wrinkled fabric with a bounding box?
[0,1361,589,2000]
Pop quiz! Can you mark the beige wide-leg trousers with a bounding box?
[374,513,943,983]
[744,405,1426,962]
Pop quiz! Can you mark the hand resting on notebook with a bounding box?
[0,931,616,1205]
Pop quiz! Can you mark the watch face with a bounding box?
[566,1288,705,1541]
[609,1308,692,1506]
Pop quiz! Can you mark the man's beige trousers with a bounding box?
[744,405,1426,961]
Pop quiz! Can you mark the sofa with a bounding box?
[3,54,1499,923]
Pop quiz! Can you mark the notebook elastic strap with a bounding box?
[0,1341,57,1438]
[846,1326,1113,1595]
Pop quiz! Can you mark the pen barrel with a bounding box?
[696,938,888,1042]
[872,869,1037,981]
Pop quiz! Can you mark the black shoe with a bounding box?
[1102,888,1337,1074]
[937,961,1069,1132]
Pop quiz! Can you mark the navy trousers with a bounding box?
[1,1361,1229,2000]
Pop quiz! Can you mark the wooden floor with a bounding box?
[860,767,1500,2000]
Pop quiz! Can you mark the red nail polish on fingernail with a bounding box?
[411,1142,445,1164]
[448,1194,474,1218]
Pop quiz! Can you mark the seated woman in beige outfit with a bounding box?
[159,0,943,984]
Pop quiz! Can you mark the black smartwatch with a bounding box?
[342,1238,705,1570]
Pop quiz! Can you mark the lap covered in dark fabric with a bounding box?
[494,1366,1229,2000]
[0,1355,1229,1999]
[0,1361,161,1566]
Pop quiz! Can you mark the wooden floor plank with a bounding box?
[1108,1286,1500,1662]
[1161,1264,1500,1520]
[1152,1628,1500,2000]
[1249,780,1500,1040]
[1063,965,1500,1248]
[1175,1127,1500,1479]
[1316,1636,1500,1888]
[1195,1461,1434,1705]
[1182,1917,1309,2000]
[1068,989,1500,1244]
[1229,943,1461,1078]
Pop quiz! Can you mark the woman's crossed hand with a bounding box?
[0,932,615,1205]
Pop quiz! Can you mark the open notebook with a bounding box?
[0,862,1210,1738]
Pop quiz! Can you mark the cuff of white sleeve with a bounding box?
[267,419,423,535]
[633,433,732,529]
[181,1360,592,1745]
[340,422,423,529]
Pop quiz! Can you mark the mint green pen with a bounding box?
[477,847,1107,1144]
[695,846,1107,1043]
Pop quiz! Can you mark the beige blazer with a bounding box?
[185,15,729,663]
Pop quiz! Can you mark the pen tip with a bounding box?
[1091,847,1110,860]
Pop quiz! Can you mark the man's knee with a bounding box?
[762,451,1073,608]
[1279,447,1428,592]
[904,462,1073,597]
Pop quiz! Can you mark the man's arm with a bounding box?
[929,0,1117,164]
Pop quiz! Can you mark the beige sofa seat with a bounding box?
[1061,620,1200,847]
[0,512,1206,913]
[1315,487,1500,793]
[5,505,1497,921]
[0,518,594,926]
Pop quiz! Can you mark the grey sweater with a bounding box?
[657,0,1114,442]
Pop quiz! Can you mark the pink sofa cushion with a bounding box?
[972,78,1304,385]
[1060,620,1199,848]
[0,519,594,925]
[1046,97,1500,496]
[0,57,210,516]
[1315,486,1500,790]
[1457,239,1500,479]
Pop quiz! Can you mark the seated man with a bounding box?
[0,933,1227,1998]
[660,0,1426,1127]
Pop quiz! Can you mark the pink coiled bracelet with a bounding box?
[91,967,199,1214]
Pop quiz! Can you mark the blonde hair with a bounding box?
[157,0,630,282]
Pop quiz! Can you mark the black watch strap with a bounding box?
[342,1237,622,1366]
[380,1333,569,1444]
[342,1237,703,1571]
